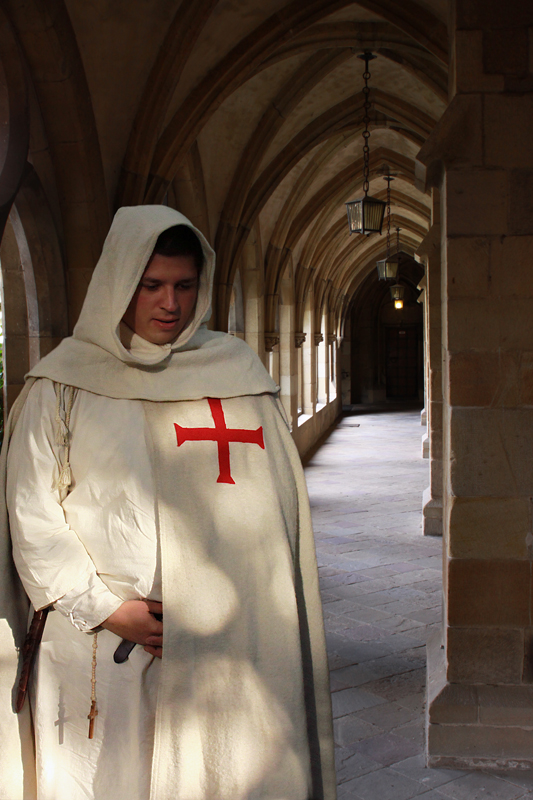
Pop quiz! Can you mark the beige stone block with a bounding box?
[449,407,533,496]
[446,298,500,351]
[429,369,442,398]
[478,685,533,726]
[428,722,533,765]
[447,627,524,684]
[448,351,519,407]
[446,237,490,298]
[448,497,530,559]
[447,559,530,626]
[431,440,443,464]
[485,96,533,169]
[429,683,478,724]
[429,401,443,431]
[446,171,508,237]
[490,235,533,296]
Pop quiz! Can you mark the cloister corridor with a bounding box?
[307,406,533,800]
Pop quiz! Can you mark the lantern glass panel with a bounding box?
[345,200,363,235]
[362,196,386,234]
[346,195,386,235]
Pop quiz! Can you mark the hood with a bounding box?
[72,205,215,366]
[27,206,278,401]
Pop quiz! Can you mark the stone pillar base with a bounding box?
[421,408,427,426]
[422,487,442,536]
[427,630,533,770]
[422,433,429,458]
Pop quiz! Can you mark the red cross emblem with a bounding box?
[174,398,265,485]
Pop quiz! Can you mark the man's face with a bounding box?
[122,254,199,345]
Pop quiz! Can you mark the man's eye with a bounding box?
[142,283,159,291]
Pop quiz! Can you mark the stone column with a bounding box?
[302,292,316,415]
[417,194,443,537]
[242,228,267,369]
[279,299,297,429]
[419,0,533,768]
[316,330,328,406]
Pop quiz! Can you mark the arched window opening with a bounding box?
[316,312,328,408]
[298,290,314,424]
[297,342,304,415]
[329,333,337,402]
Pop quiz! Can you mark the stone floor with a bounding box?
[304,405,533,800]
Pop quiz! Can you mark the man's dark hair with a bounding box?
[152,225,205,274]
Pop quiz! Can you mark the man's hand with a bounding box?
[101,599,163,658]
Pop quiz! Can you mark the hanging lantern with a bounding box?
[345,53,386,236]
[376,173,399,279]
[376,257,399,280]
[390,283,405,309]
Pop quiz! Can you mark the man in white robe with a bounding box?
[1,205,336,800]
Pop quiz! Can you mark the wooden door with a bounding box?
[386,326,418,398]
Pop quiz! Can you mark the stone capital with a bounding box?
[264,332,279,352]
[314,332,324,346]
[294,331,306,348]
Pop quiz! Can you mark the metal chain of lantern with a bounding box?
[390,227,405,309]
[376,173,399,280]
[345,53,386,236]
[361,53,372,196]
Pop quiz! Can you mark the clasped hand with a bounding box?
[102,599,163,659]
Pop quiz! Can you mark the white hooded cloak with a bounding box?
[1,206,336,800]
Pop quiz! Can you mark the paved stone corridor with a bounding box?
[304,406,533,800]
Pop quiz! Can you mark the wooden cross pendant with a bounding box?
[88,700,98,739]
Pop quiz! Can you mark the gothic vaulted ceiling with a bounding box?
[6,0,449,330]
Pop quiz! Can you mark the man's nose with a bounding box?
[161,287,179,312]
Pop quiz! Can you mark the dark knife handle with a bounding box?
[113,639,136,664]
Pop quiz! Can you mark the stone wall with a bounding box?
[420,0,533,769]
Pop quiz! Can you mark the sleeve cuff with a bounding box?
[54,573,124,632]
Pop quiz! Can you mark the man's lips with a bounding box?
[153,318,180,327]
